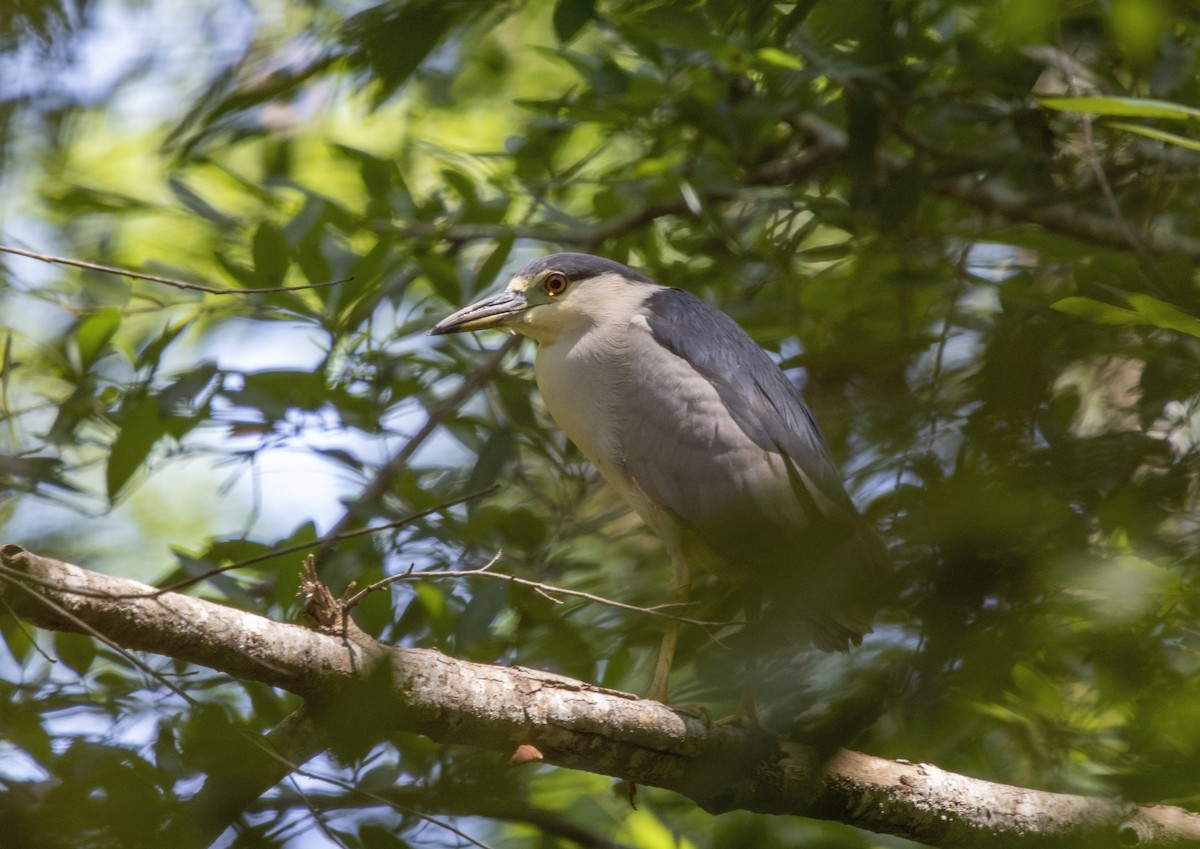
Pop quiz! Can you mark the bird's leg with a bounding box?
[648,554,690,703]
[734,590,763,727]
[736,651,761,727]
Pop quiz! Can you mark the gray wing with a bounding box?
[630,287,856,525]
[621,287,887,647]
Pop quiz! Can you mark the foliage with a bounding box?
[2,0,1199,846]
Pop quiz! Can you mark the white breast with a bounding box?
[533,321,629,483]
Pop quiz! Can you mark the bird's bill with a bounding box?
[429,289,528,335]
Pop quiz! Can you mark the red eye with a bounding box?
[544,272,569,296]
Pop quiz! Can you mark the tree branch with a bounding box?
[0,245,351,295]
[793,114,1200,261]
[2,544,1198,848]
[382,114,1200,262]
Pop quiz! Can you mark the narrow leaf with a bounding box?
[1127,294,1200,338]
[756,47,804,70]
[1039,96,1200,121]
[553,0,595,42]
[76,308,122,367]
[1050,297,1142,325]
[1108,122,1200,152]
[252,222,289,287]
[106,392,168,500]
[476,236,515,290]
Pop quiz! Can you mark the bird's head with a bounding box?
[430,252,654,344]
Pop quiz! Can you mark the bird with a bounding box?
[431,252,890,707]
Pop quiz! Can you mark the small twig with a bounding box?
[136,484,501,597]
[927,244,971,440]
[0,245,353,295]
[286,764,499,849]
[0,487,501,606]
[793,112,1200,260]
[0,561,202,705]
[0,591,57,664]
[343,554,737,630]
[52,484,501,604]
[286,775,351,849]
[1051,33,1152,271]
[249,787,639,849]
[318,334,519,555]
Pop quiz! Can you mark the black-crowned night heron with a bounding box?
[431,252,889,704]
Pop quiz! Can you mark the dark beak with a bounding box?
[429,289,529,335]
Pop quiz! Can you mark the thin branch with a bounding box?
[0,245,352,295]
[144,483,500,597]
[252,787,638,849]
[285,775,351,849]
[0,561,205,706]
[343,554,736,630]
[378,142,839,254]
[174,702,497,849]
[319,336,521,554]
[0,590,56,664]
[1048,32,1158,284]
[793,113,1200,260]
[284,765,499,849]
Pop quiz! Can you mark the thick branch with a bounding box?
[3,544,1199,848]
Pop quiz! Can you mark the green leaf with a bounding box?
[252,221,289,286]
[466,428,514,492]
[167,177,237,225]
[341,1,474,105]
[54,632,97,675]
[359,823,413,849]
[417,253,462,304]
[76,308,122,368]
[756,47,804,70]
[136,317,194,371]
[1039,96,1200,121]
[1050,297,1142,325]
[553,0,594,42]
[1127,294,1200,338]
[1052,295,1200,338]
[1108,122,1200,152]
[106,392,168,501]
[475,236,514,290]
[414,582,453,636]
[0,615,34,665]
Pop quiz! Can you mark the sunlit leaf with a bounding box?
[1107,122,1200,151]
[75,308,121,367]
[1050,296,1142,325]
[1127,294,1200,338]
[1052,295,1200,338]
[756,47,804,70]
[1039,96,1200,121]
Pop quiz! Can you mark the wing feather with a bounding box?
[619,287,889,647]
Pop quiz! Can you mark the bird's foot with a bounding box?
[671,702,713,729]
[714,696,762,729]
